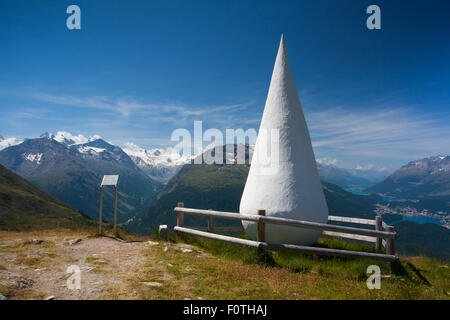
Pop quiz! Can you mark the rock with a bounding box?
[69,238,82,246]
[45,296,56,300]
[181,248,192,253]
[16,277,34,288]
[139,281,163,287]
[0,293,7,300]
[163,246,168,252]
[110,280,123,285]
[159,225,168,240]
[167,263,173,267]
[0,270,34,288]
[147,241,159,246]
[81,266,96,272]
[81,288,104,296]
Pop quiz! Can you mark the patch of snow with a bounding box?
[77,146,105,154]
[23,153,43,164]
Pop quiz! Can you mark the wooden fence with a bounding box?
[174,203,399,264]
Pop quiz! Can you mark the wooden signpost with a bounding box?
[98,175,119,236]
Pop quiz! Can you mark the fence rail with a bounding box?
[174,203,399,265]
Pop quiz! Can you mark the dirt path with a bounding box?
[0,231,162,299]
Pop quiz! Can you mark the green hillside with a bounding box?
[125,164,249,233]
[0,164,95,231]
[393,221,450,260]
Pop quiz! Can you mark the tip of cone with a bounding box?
[279,34,286,54]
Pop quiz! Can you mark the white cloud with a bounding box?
[306,107,450,160]
[316,158,338,166]
[355,164,374,171]
[19,90,450,166]
[355,164,389,172]
[30,91,254,124]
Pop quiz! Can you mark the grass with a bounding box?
[138,230,449,299]
[16,257,42,266]
[1,228,448,300]
[85,257,98,263]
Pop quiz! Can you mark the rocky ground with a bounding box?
[0,230,201,300]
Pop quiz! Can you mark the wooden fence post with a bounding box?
[385,225,395,256]
[113,186,118,236]
[208,216,213,232]
[98,186,103,235]
[176,202,184,236]
[385,225,398,272]
[257,209,266,256]
[375,216,382,251]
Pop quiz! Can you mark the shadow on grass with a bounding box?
[405,262,431,286]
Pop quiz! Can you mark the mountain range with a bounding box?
[0,134,162,223]
[121,142,191,183]
[0,132,390,189]
[371,155,450,199]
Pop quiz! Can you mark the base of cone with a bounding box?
[242,221,322,246]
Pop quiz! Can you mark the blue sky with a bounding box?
[0,0,449,171]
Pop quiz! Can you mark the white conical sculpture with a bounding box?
[240,35,328,245]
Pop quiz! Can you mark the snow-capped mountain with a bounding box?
[41,131,102,146]
[371,155,450,198]
[0,135,23,151]
[122,142,192,183]
[0,135,162,223]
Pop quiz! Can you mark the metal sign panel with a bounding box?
[101,175,119,186]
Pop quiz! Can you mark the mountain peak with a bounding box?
[371,155,450,198]
[52,131,102,146]
[40,132,54,139]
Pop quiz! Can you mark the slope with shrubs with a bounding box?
[0,164,95,231]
